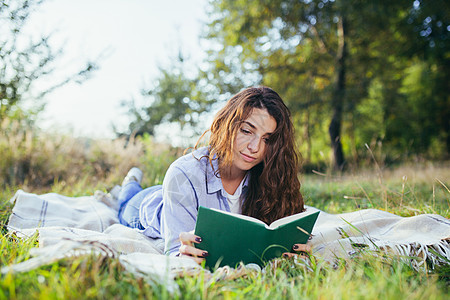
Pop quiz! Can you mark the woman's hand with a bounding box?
[282,243,311,260]
[178,231,208,264]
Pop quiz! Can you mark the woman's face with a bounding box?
[231,108,277,173]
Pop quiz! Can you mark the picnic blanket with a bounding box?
[2,188,450,283]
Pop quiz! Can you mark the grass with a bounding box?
[176,257,446,299]
[0,126,449,299]
[1,246,446,299]
[302,163,450,218]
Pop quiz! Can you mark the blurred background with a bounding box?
[1,0,449,190]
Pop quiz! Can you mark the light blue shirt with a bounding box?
[138,147,249,255]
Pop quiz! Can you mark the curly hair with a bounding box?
[198,86,304,224]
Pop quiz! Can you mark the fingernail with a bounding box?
[202,252,209,257]
[195,237,202,243]
[293,244,299,250]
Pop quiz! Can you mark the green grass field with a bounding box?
[1,142,449,299]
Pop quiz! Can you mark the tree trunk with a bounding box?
[328,16,347,170]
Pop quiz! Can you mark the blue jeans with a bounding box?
[117,182,160,230]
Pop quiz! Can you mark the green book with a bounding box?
[194,206,320,269]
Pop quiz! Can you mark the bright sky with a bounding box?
[27,0,208,140]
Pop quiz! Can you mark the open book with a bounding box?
[194,206,320,269]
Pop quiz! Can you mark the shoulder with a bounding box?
[164,147,211,181]
[171,147,209,170]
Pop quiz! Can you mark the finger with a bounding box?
[179,232,203,244]
[179,244,208,258]
[282,252,297,259]
[282,252,309,260]
[180,254,205,265]
[292,244,311,253]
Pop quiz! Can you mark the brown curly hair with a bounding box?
[197,86,304,224]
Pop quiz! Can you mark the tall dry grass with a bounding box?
[0,118,180,194]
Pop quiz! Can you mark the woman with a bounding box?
[117,86,310,264]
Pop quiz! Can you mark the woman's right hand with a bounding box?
[178,231,208,264]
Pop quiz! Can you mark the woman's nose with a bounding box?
[247,136,260,153]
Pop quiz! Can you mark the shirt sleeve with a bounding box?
[160,164,200,255]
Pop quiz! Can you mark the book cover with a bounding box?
[194,206,320,269]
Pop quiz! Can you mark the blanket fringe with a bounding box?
[376,239,450,271]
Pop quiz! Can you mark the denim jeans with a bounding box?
[117,182,160,230]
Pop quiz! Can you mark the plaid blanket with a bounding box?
[3,189,450,282]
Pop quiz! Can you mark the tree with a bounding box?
[122,52,215,138]
[0,0,97,122]
[202,0,449,167]
[202,0,367,169]
[126,0,448,163]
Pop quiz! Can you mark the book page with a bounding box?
[268,208,319,229]
[207,207,267,226]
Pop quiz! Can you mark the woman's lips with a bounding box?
[240,152,256,162]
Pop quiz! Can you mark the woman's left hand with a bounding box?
[282,243,311,260]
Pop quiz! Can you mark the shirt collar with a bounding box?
[205,155,222,194]
[204,152,250,195]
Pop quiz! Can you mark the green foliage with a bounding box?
[122,0,449,167]
[395,61,449,156]
[190,0,450,168]
[137,133,182,187]
[122,52,216,138]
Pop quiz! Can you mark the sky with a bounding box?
[25,0,209,140]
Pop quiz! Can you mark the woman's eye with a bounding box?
[241,128,251,134]
[263,138,269,144]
